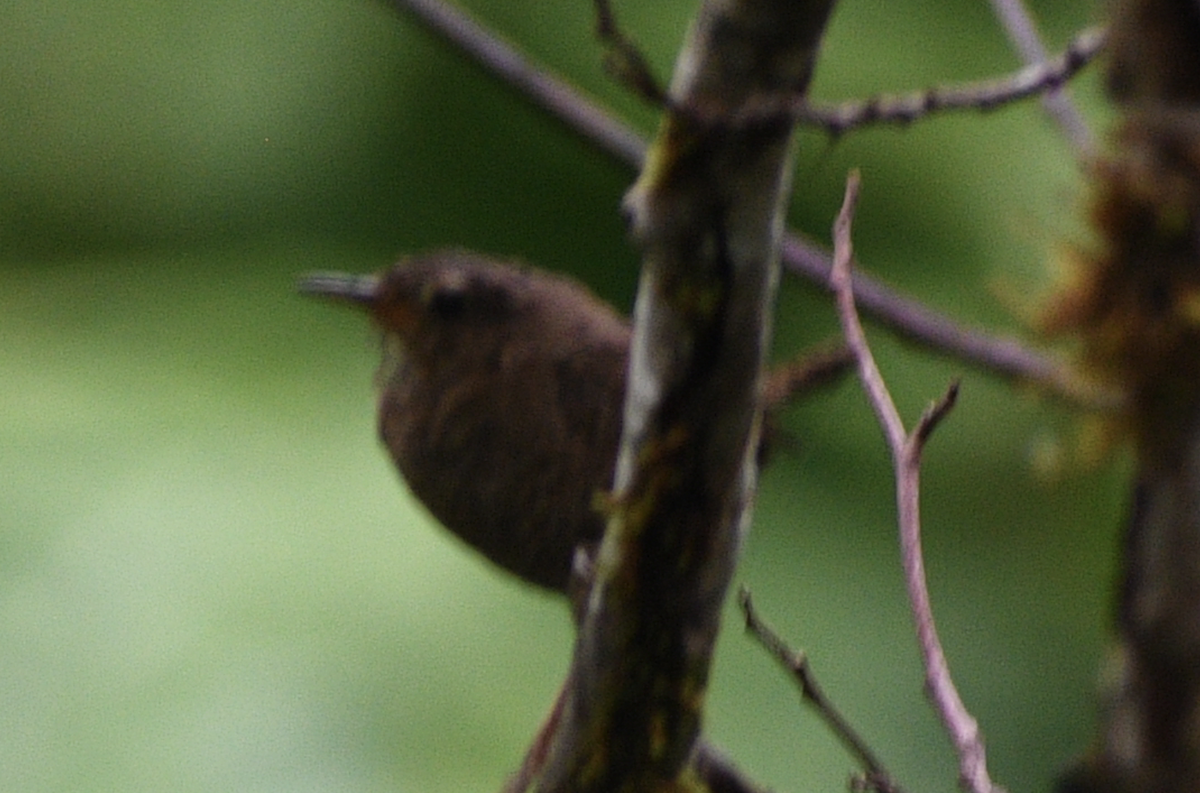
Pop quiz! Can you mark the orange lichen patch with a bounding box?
[1041,114,1200,467]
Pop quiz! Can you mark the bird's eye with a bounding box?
[427,284,467,318]
[421,268,472,319]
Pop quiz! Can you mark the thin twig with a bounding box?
[779,236,1113,409]
[914,382,961,451]
[986,0,1095,154]
[830,173,904,451]
[384,0,647,165]
[761,341,854,409]
[585,1,1101,141]
[738,588,904,793]
[778,27,1105,135]
[831,171,1003,793]
[593,0,666,104]
[382,0,1112,408]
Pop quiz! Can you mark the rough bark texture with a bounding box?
[527,2,837,792]
[1049,2,1200,790]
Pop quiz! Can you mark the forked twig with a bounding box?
[831,171,1003,793]
[739,588,905,793]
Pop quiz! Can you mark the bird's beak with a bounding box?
[297,272,381,308]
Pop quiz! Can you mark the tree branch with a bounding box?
[986,0,1095,154]
[739,587,904,793]
[381,0,1110,408]
[771,27,1105,136]
[385,0,647,165]
[831,171,1003,793]
[593,0,667,105]
[528,1,838,790]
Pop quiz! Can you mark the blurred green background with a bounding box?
[1,0,1123,791]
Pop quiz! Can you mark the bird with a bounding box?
[300,250,845,593]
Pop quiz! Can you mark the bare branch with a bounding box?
[830,171,905,452]
[761,341,854,409]
[913,381,961,449]
[583,3,1103,142]
[383,0,1107,408]
[781,233,1118,409]
[383,0,647,165]
[506,681,773,793]
[739,588,905,793]
[986,0,1095,153]
[782,27,1105,136]
[593,0,667,104]
[831,172,1003,793]
[691,742,774,793]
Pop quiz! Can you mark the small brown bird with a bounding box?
[301,250,845,592]
[301,251,629,591]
